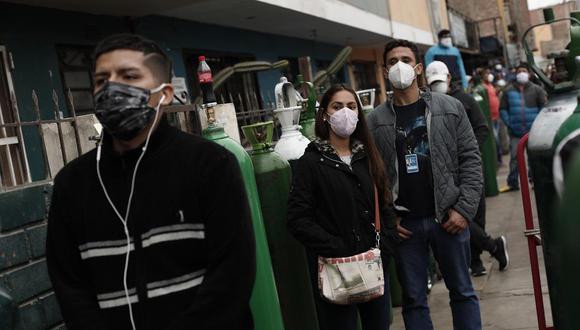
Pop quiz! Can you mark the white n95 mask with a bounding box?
[388,61,418,90]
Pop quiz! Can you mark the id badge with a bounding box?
[405,154,419,174]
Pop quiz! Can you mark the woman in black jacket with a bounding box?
[287,85,396,330]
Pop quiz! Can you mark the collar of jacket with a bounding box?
[387,87,432,115]
[100,116,175,162]
[311,138,366,162]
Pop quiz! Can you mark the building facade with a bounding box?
[530,1,577,62]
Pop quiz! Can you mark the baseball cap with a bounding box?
[426,61,450,85]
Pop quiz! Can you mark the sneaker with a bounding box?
[493,236,510,271]
[499,185,519,193]
[471,259,487,277]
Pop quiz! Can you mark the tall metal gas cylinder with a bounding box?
[273,77,310,163]
[202,110,285,330]
[242,121,319,330]
[296,75,317,141]
[472,87,499,196]
[553,130,580,330]
[526,95,576,329]
[519,8,580,328]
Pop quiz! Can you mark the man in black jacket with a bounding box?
[426,61,509,277]
[46,34,255,330]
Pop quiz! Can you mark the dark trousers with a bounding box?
[470,192,496,260]
[396,216,482,330]
[307,253,391,330]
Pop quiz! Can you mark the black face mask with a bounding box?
[94,81,165,141]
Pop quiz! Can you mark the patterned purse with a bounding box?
[317,186,384,305]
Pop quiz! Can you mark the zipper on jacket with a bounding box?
[322,150,371,248]
[388,101,401,209]
[423,96,441,223]
[520,85,526,132]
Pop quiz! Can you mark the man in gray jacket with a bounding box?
[368,39,483,330]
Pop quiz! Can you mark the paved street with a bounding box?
[391,158,553,329]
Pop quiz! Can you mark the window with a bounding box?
[352,61,378,91]
[0,46,30,188]
[56,46,95,114]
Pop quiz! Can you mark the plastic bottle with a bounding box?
[197,55,217,105]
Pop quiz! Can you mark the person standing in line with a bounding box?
[478,68,503,165]
[424,29,468,90]
[500,63,548,191]
[287,85,396,330]
[368,39,483,330]
[427,61,510,277]
[46,34,256,330]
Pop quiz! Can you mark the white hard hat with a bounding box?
[425,61,450,85]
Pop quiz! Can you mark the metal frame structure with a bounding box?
[0,45,31,186]
[517,133,554,330]
[0,89,87,191]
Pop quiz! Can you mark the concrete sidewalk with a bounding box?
[390,161,553,329]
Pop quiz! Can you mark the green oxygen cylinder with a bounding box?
[242,121,319,330]
[202,117,285,330]
[551,109,580,330]
[473,85,499,196]
[554,145,580,330]
[297,75,317,141]
[527,95,577,329]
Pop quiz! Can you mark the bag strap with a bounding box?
[374,185,380,248]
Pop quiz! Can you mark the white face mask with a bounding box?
[388,61,418,90]
[430,81,449,94]
[495,64,503,71]
[487,74,495,83]
[516,72,529,84]
[440,37,453,48]
[328,107,359,138]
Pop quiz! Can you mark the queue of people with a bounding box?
[45,31,547,330]
[471,62,547,191]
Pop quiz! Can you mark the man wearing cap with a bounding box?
[426,61,510,276]
[425,30,468,89]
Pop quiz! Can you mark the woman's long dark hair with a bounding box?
[315,85,391,205]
